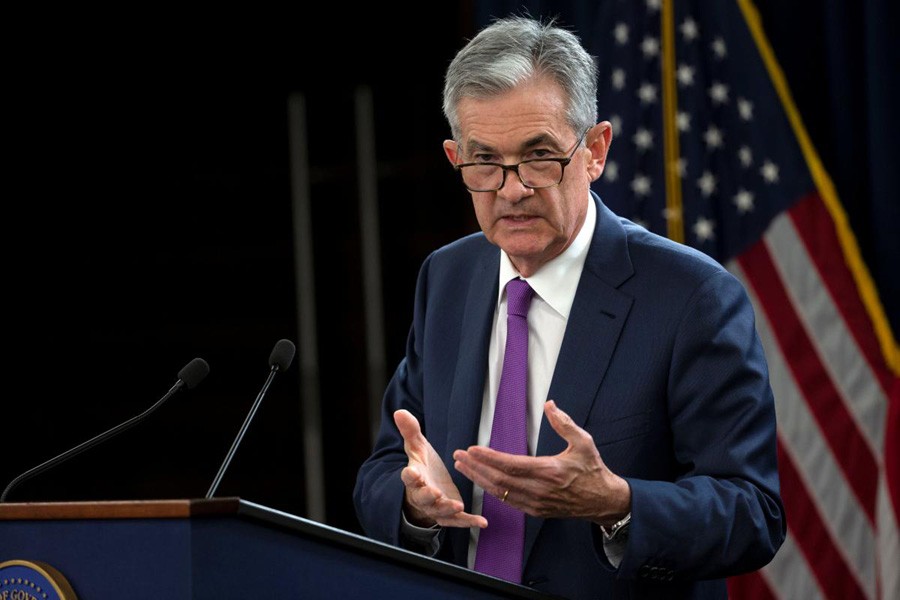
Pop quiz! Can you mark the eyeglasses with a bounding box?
[453,129,589,192]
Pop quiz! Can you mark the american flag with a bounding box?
[585,0,900,598]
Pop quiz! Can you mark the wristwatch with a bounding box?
[601,512,632,542]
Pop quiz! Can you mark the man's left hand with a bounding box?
[452,400,631,527]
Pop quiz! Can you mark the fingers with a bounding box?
[544,400,575,438]
[454,449,558,517]
[401,465,455,508]
[394,409,423,442]
[400,464,425,489]
[400,466,487,528]
[453,449,511,501]
[455,446,543,475]
[545,400,594,448]
[401,465,457,513]
[453,403,601,518]
[438,512,488,529]
[395,410,430,463]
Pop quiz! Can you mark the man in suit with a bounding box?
[354,16,785,599]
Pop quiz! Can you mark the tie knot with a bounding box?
[506,278,535,318]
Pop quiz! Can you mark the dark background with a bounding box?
[5,1,897,537]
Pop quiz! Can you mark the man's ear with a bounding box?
[443,139,460,165]
[585,122,613,182]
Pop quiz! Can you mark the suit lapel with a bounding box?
[523,194,636,568]
[443,248,499,564]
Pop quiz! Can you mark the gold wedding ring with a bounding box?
[500,489,510,502]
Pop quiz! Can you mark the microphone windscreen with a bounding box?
[178,357,211,389]
[269,339,296,371]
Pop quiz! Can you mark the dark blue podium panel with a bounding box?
[0,499,557,600]
[2,518,192,598]
[194,518,503,599]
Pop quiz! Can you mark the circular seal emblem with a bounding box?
[0,560,78,600]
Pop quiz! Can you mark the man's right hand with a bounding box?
[394,409,488,529]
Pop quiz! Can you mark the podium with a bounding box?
[0,498,558,599]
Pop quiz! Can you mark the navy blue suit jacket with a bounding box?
[354,194,785,599]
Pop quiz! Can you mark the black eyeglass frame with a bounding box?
[452,128,590,192]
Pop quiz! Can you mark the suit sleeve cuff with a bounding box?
[399,509,442,556]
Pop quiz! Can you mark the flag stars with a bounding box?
[646,0,661,13]
[677,111,692,132]
[709,82,729,105]
[612,68,626,91]
[711,37,727,59]
[703,125,724,150]
[738,146,753,168]
[614,22,629,45]
[637,82,658,104]
[697,170,717,197]
[610,114,623,135]
[733,189,755,214]
[641,36,660,59]
[676,63,695,87]
[604,161,619,182]
[761,160,780,183]
[737,97,754,121]
[631,174,652,197]
[662,206,682,222]
[675,157,688,177]
[680,17,699,42]
[633,128,654,152]
[693,216,716,242]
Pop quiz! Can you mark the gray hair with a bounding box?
[442,16,598,141]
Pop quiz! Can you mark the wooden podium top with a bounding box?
[0,497,241,520]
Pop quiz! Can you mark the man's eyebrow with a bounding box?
[519,133,562,151]
[464,139,497,155]
[464,134,563,156]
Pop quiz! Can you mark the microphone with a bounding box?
[206,339,296,499]
[1,357,210,503]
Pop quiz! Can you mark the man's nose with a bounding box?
[496,168,535,203]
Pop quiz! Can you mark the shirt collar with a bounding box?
[498,194,596,319]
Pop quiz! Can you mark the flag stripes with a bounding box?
[758,532,824,600]
[731,259,876,598]
[773,203,888,454]
[738,236,879,521]
[787,195,897,396]
[728,569,780,600]
[777,440,870,599]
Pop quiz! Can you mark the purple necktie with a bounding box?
[474,278,534,583]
